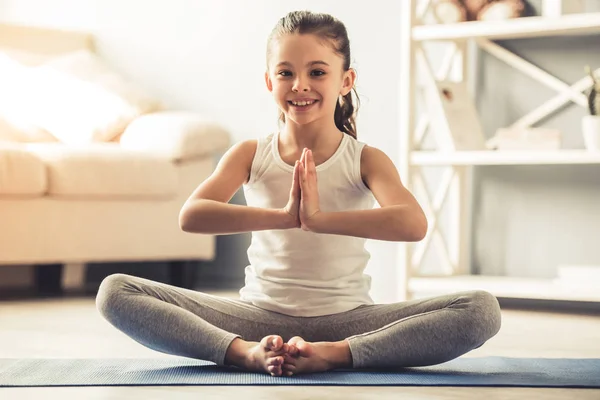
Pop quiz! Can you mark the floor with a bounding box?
[1,290,599,400]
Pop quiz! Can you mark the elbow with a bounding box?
[179,207,192,232]
[394,208,428,242]
[179,202,199,233]
[411,212,428,242]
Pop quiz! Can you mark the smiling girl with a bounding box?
[96,10,501,377]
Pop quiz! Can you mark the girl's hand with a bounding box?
[298,149,321,231]
[282,158,301,229]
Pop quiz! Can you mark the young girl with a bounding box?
[96,10,501,377]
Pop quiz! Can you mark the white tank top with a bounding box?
[239,131,375,317]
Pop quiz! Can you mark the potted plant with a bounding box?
[583,66,600,151]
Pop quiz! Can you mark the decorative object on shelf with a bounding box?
[423,79,487,150]
[541,0,584,18]
[582,65,600,151]
[486,127,561,150]
[463,0,490,20]
[477,0,528,21]
[431,0,468,23]
[430,0,527,23]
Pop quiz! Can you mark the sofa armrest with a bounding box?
[119,111,231,162]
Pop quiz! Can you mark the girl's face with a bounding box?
[265,33,355,129]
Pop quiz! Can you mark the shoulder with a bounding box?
[359,145,397,189]
[217,139,258,181]
[224,139,258,162]
[360,145,395,174]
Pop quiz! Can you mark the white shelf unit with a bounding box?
[408,275,600,303]
[412,11,600,41]
[411,150,600,166]
[398,1,600,303]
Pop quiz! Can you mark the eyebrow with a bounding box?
[275,60,330,68]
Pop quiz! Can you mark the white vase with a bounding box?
[582,115,600,151]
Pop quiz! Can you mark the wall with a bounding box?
[2,0,598,299]
[0,0,403,302]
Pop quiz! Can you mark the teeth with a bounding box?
[291,100,314,106]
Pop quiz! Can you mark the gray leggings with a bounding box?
[96,273,501,369]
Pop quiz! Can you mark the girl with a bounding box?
[96,10,501,377]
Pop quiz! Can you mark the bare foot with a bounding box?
[281,336,352,376]
[224,335,290,376]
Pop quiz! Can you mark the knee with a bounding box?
[460,290,502,344]
[95,273,133,319]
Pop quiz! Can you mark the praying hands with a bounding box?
[284,148,322,231]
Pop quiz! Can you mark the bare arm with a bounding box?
[179,140,295,235]
[309,146,427,242]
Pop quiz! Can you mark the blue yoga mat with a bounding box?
[1,357,599,387]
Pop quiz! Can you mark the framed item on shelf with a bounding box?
[541,0,584,17]
[423,79,487,151]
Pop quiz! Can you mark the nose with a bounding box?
[292,76,310,92]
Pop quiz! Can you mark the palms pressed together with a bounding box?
[285,148,321,231]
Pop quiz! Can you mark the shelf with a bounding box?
[408,275,600,302]
[412,12,600,41]
[410,150,600,166]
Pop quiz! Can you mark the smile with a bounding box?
[288,100,318,108]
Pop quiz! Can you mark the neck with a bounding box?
[280,118,343,151]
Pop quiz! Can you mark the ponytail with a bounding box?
[334,88,359,139]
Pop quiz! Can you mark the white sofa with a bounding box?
[0,24,231,288]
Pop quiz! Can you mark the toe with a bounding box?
[271,336,282,350]
[287,337,311,357]
[288,336,304,347]
[295,341,312,357]
[282,362,297,377]
[283,353,297,365]
[282,362,297,372]
[267,356,283,366]
[287,345,298,356]
[267,364,282,376]
[261,335,282,351]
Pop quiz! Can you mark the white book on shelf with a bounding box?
[423,79,487,151]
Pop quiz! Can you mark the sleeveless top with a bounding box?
[239,131,375,317]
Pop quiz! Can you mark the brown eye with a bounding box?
[311,70,325,76]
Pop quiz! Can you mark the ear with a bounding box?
[265,71,273,92]
[340,68,357,96]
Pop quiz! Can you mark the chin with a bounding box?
[285,110,325,125]
[286,116,320,127]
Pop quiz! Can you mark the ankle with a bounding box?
[338,340,353,368]
[224,338,252,367]
[326,340,352,369]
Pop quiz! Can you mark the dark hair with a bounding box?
[266,10,360,139]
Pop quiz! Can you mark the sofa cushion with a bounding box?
[0,50,163,145]
[120,111,231,161]
[24,143,178,198]
[0,144,47,195]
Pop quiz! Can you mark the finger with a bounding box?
[308,150,317,176]
[302,151,309,180]
[298,161,305,185]
[292,161,299,195]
